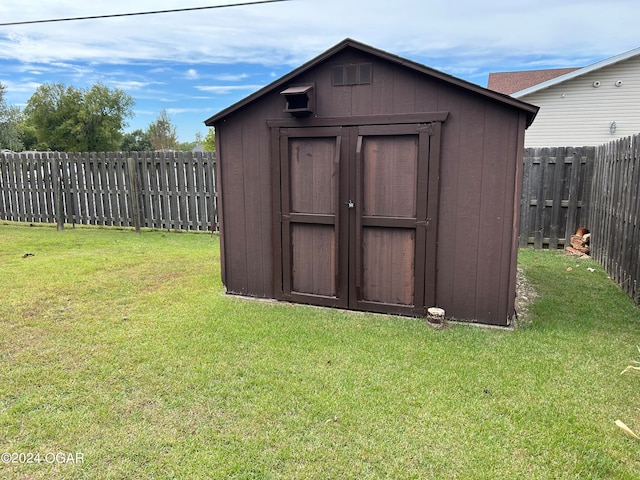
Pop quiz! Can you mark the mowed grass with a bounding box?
[1,222,640,479]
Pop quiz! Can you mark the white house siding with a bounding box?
[518,55,640,147]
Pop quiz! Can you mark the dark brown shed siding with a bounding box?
[217,105,276,298]
[435,95,524,323]
[474,104,518,321]
[208,40,537,326]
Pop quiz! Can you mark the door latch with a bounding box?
[347,200,354,209]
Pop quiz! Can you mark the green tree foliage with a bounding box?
[0,83,24,151]
[148,110,178,151]
[177,141,197,152]
[17,122,39,151]
[203,128,216,152]
[24,82,134,152]
[121,129,153,151]
[177,134,205,152]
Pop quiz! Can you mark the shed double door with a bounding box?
[277,123,439,316]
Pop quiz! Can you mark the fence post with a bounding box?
[52,156,64,231]
[127,156,141,234]
[564,151,581,247]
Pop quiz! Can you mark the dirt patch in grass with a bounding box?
[514,267,538,327]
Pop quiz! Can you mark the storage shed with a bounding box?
[205,39,538,326]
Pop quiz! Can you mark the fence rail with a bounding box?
[0,151,217,232]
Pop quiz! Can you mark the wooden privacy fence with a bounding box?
[0,151,217,232]
[520,134,640,305]
[589,135,640,303]
[519,146,595,249]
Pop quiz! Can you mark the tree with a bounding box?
[23,83,73,151]
[80,84,135,151]
[0,83,23,151]
[177,141,197,152]
[203,128,216,152]
[177,134,205,152]
[17,122,38,151]
[23,82,134,152]
[121,129,152,151]
[148,110,178,151]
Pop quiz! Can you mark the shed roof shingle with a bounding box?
[487,68,580,95]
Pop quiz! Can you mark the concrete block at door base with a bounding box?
[427,307,446,324]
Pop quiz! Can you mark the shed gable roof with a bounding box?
[204,38,538,127]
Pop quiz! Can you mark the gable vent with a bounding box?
[332,63,373,86]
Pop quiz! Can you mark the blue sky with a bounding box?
[0,0,638,144]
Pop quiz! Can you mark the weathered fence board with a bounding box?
[589,135,640,303]
[0,151,217,232]
[519,146,595,249]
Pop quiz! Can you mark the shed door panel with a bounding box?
[354,126,428,315]
[361,136,418,306]
[291,224,336,296]
[362,227,415,305]
[289,137,337,297]
[362,136,418,217]
[280,128,347,307]
[289,137,337,215]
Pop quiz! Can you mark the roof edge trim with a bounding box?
[512,46,640,98]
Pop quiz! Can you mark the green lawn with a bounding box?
[1,222,639,479]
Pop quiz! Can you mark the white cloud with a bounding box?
[2,0,638,143]
[0,79,42,94]
[147,67,173,74]
[165,107,210,115]
[108,80,159,90]
[212,73,249,81]
[0,0,637,74]
[195,84,265,94]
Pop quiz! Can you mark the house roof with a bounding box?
[508,46,640,98]
[204,38,539,127]
[487,68,580,95]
